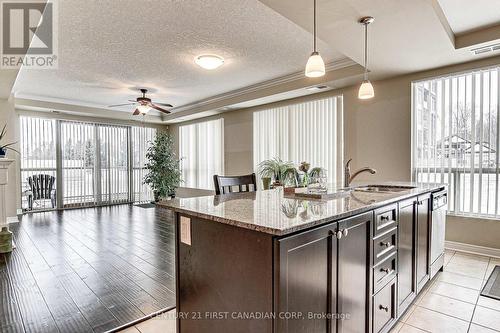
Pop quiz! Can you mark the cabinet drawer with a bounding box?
[373,278,397,333]
[374,205,398,237]
[373,252,397,293]
[373,228,397,265]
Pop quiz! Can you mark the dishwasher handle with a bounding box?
[432,191,447,211]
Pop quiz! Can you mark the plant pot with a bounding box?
[261,177,271,190]
[0,148,6,158]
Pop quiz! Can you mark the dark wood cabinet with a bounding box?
[337,212,372,333]
[276,212,372,333]
[174,188,446,333]
[397,198,417,314]
[276,222,338,333]
[416,194,431,293]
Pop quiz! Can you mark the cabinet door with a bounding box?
[276,222,338,333]
[337,212,372,333]
[416,195,431,292]
[398,198,417,313]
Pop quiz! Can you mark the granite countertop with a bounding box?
[157,182,446,236]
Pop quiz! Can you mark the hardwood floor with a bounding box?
[0,205,176,333]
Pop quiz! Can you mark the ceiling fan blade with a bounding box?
[108,102,137,108]
[132,109,140,115]
[154,102,174,107]
[151,104,171,114]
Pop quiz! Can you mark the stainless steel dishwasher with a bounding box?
[430,189,447,279]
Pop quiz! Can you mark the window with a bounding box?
[253,96,344,183]
[412,67,500,218]
[179,118,224,190]
[20,116,156,211]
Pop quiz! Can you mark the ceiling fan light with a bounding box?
[305,52,326,78]
[138,104,151,114]
[358,79,375,99]
[195,54,224,70]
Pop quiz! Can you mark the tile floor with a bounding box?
[392,250,500,333]
[118,250,500,333]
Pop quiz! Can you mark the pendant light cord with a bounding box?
[364,23,368,80]
[313,0,317,52]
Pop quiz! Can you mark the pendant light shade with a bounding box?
[305,0,325,78]
[305,51,326,77]
[358,16,375,99]
[358,79,375,99]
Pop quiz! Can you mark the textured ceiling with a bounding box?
[438,0,500,34]
[13,0,343,113]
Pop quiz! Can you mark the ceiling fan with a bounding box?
[108,88,173,115]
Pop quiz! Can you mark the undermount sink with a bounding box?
[354,185,416,193]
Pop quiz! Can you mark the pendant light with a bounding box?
[305,0,325,78]
[358,16,375,99]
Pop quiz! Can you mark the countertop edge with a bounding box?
[157,185,446,236]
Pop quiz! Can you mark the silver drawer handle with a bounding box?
[380,241,391,248]
[342,229,348,237]
[379,305,389,312]
[380,215,390,221]
[336,230,342,239]
[380,267,390,274]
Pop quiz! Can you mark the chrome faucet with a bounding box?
[344,158,377,187]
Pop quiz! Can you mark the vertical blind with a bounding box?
[253,96,344,183]
[179,118,224,190]
[132,126,156,202]
[412,66,500,218]
[60,121,97,207]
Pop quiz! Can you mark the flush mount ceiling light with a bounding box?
[195,54,224,70]
[358,16,375,100]
[305,0,325,78]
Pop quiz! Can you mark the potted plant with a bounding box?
[143,132,182,202]
[0,124,18,158]
[257,158,295,188]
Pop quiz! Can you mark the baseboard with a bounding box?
[7,216,19,224]
[445,240,500,259]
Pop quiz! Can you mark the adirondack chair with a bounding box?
[26,174,57,210]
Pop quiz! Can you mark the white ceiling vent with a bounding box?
[470,43,500,55]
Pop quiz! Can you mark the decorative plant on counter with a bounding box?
[257,158,295,187]
[257,158,326,188]
[282,161,326,187]
[143,132,182,201]
[0,124,18,158]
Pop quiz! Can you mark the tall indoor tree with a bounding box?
[144,131,182,201]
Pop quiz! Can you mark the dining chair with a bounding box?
[213,173,257,195]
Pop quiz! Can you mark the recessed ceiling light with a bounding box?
[195,54,224,70]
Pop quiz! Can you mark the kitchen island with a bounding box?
[158,183,447,333]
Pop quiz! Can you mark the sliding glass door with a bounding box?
[20,116,155,211]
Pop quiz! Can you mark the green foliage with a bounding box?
[257,158,295,184]
[257,157,326,187]
[143,132,182,199]
[0,124,19,154]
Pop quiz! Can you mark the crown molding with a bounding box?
[171,57,356,114]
